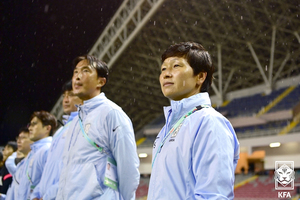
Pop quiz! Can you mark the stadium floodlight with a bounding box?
[270,142,281,148]
[139,153,148,158]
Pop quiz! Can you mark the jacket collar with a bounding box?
[68,111,78,123]
[163,92,211,126]
[78,93,107,119]
[62,111,78,124]
[30,136,52,152]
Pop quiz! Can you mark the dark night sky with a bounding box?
[0,0,123,145]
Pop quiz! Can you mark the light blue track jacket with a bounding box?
[5,157,26,200]
[17,137,52,200]
[30,112,78,200]
[5,152,17,176]
[148,93,240,200]
[56,93,140,200]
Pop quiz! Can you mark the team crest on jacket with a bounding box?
[85,123,91,133]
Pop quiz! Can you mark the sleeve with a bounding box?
[1,172,12,195]
[42,183,59,200]
[4,183,13,200]
[30,147,50,199]
[30,184,41,199]
[106,109,140,200]
[0,193,6,200]
[33,147,58,200]
[192,114,237,200]
[5,153,17,176]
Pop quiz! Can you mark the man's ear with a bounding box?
[97,77,106,88]
[196,72,207,86]
[45,125,52,133]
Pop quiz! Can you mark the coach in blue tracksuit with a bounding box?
[56,55,140,200]
[4,128,32,200]
[17,111,56,200]
[148,42,240,200]
[31,80,82,200]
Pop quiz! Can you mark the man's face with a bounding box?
[159,57,205,101]
[2,145,14,161]
[28,117,50,142]
[62,90,82,115]
[72,59,105,101]
[17,131,33,155]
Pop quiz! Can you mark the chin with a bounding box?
[63,109,71,114]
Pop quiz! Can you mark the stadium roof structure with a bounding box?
[51,0,300,139]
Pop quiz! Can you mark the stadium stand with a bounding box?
[234,170,300,200]
[216,87,288,118]
[141,84,300,140]
[135,171,300,200]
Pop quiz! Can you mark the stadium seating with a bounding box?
[234,171,300,199]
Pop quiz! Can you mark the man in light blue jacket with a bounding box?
[17,111,56,200]
[31,80,82,200]
[5,127,33,200]
[5,127,30,178]
[148,42,240,200]
[56,55,140,200]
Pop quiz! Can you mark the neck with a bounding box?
[34,135,49,142]
[82,91,101,103]
[23,151,30,157]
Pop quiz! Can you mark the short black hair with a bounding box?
[61,80,72,94]
[161,42,214,92]
[19,126,29,134]
[73,55,109,87]
[30,111,57,136]
[6,141,18,152]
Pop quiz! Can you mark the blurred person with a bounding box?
[0,152,3,200]
[148,42,240,200]
[5,128,29,177]
[4,128,33,200]
[0,141,17,195]
[0,152,3,169]
[56,55,140,200]
[14,151,24,166]
[16,111,56,200]
[31,80,82,200]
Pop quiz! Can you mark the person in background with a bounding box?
[0,141,17,195]
[0,152,3,200]
[5,128,28,177]
[148,42,240,200]
[56,55,140,200]
[31,80,82,200]
[17,111,56,200]
[14,151,24,166]
[3,127,33,200]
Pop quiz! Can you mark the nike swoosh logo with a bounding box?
[113,125,120,132]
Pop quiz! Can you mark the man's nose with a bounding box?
[64,96,69,102]
[76,72,83,79]
[162,68,172,78]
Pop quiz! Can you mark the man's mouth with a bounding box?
[74,82,83,89]
[163,82,173,87]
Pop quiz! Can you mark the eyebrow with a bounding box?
[74,65,92,70]
[162,58,182,66]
